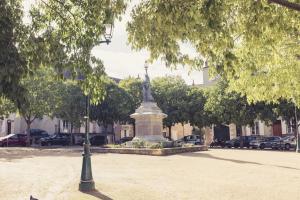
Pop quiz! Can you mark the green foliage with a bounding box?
[118,76,143,123]
[1,0,127,105]
[186,86,208,128]
[204,80,277,126]
[131,138,145,148]
[128,1,300,105]
[19,67,62,126]
[151,76,189,127]
[54,81,86,130]
[0,0,26,102]
[90,77,132,128]
[148,142,163,149]
[0,97,16,119]
[29,0,127,81]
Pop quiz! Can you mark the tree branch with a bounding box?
[40,0,67,21]
[268,0,300,11]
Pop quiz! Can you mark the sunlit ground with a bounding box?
[0,148,299,200]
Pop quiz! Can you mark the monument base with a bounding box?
[130,102,167,138]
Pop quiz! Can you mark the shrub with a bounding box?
[131,139,145,148]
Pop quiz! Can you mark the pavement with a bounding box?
[0,148,300,200]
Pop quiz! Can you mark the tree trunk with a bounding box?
[104,125,108,144]
[133,122,136,137]
[70,122,73,145]
[58,119,61,133]
[168,126,172,139]
[26,121,31,147]
[112,124,115,144]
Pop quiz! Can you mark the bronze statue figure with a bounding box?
[142,62,155,102]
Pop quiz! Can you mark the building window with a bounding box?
[251,122,260,135]
[63,120,69,132]
[255,122,260,135]
[124,130,127,137]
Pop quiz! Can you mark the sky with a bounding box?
[23,0,204,84]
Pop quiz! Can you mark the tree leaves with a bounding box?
[127,0,300,106]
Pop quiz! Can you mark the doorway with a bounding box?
[272,120,282,136]
[7,120,12,135]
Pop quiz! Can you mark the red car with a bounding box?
[0,134,27,147]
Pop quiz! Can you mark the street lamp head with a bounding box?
[104,23,113,44]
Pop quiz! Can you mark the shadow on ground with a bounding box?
[0,147,82,161]
[180,151,300,171]
[83,189,113,200]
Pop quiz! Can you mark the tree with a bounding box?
[274,100,300,135]
[90,78,132,143]
[127,1,300,105]
[1,0,127,106]
[204,81,278,127]
[19,68,62,146]
[151,76,189,138]
[0,97,15,119]
[27,0,127,102]
[186,86,209,129]
[54,81,86,144]
[0,0,26,102]
[118,77,143,136]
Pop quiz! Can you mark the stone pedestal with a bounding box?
[130,102,167,142]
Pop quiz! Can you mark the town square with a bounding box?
[0,0,300,200]
[1,148,300,200]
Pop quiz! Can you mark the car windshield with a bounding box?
[282,136,294,140]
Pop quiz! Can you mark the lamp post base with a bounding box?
[79,180,95,192]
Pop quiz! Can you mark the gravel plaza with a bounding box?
[0,148,300,200]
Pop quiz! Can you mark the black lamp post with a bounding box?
[294,103,300,153]
[79,22,113,192]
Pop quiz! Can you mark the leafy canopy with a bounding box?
[0,0,26,102]
[128,0,300,105]
[18,67,63,125]
[151,76,189,127]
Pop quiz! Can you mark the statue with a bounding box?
[142,62,155,102]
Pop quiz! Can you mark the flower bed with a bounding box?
[92,145,208,156]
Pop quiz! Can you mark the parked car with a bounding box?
[272,135,296,150]
[119,137,133,144]
[179,135,202,145]
[225,138,239,148]
[225,136,264,148]
[249,137,266,149]
[90,135,106,146]
[40,133,70,146]
[24,129,49,144]
[0,134,27,147]
[258,136,282,149]
[249,136,281,149]
[210,139,226,148]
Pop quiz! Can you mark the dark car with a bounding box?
[90,135,106,146]
[119,136,133,144]
[40,133,70,146]
[0,134,27,147]
[225,138,240,148]
[272,135,296,150]
[225,136,263,148]
[210,139,226,148]
[258,136,281,149]
[250,136,280,149]
[24,129,49,144]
